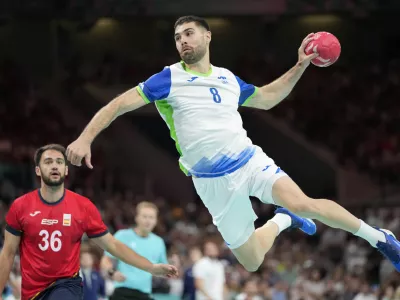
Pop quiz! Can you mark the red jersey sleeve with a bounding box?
[84,200,108,238]
[5,201,23,236]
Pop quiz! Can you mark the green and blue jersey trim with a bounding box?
[155,100,189,175]
[136,86,151,104]
[242,87,258,106]
[137,85,188,175]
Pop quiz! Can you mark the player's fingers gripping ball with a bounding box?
[304,32,341,67]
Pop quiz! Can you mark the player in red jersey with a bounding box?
[0,144,178,300]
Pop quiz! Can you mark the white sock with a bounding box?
[354,220,386,247]
[269,213,292,235]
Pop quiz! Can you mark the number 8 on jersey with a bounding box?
[210,87,222,103]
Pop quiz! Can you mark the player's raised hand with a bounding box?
[150,264,179,278]
[298,32,319,67]
[66,138,93,169]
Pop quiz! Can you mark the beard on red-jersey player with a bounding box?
[40,167,66,187]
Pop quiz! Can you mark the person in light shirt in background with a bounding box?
[193,241,226,300]
[166,253,184,298]
[300,268,326,300]
[182,247,203,300]
[235,279,263,300]
[353,282,378,300]
[101,201,169,300]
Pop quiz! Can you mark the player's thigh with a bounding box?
[246,149,288,205]
[44,278,83,300]
[192,171,257,250]
[45,286,83,300]
[271,176,312,212]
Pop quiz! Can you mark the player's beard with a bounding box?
[41,172,66,187]
[181,43,207,64]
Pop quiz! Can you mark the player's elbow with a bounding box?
[0,248,16,267]
[113,87,146,117]
[264,92,288,110]
[1,242,19,260]
[252,89,281,110]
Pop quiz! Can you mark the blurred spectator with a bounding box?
[182,247,203,300]
[353,282,378,300]
[193,241,226,300]
[235,279,263,300]
[80,251,106,300]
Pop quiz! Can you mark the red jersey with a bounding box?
[5,189,108,300]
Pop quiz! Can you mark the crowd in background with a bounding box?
[2,25,400,299]
[1,178,400,299]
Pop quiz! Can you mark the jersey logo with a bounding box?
[30,211,41,217]
[218,76,228,84]
[41,219,58,225]
[187,76,198,82]
[63,214,72,226]
[262,165,271,172]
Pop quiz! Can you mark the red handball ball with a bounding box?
[304,32,341,67]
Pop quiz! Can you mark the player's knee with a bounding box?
[241,258,262,273]
[235,249,263,273]
[233,233,265,272]
[243,249,265,272]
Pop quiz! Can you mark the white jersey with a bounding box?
[136,61,258,178]
[192,257,225,300]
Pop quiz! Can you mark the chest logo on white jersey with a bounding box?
[187,76,198,82]
[218,76,228,84]
[30,211,41,217]
[63,214,72,226]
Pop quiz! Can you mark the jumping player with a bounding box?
[0,144,178,300]
[66,16,400,273]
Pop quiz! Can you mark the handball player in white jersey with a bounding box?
[67,16,400,272]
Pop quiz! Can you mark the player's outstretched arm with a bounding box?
[243,33,318,110]
[66,87,146,168]
[0,231,21,295]
[92,233,179,278]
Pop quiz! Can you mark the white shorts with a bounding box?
[192,146,288,249]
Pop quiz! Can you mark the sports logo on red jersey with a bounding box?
[41,219,59,225]
[30,211,41,217]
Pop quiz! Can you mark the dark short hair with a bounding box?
[174,15,210,31]
[34,144,67,166]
